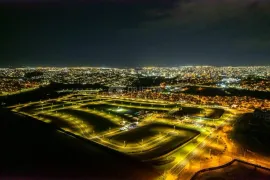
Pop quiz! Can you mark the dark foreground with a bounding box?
[0,108,159,180]
[191,159,270,180]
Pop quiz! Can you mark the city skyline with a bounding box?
[1,1,270,179]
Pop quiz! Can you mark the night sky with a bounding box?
[1,0,270,67]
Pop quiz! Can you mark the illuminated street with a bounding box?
[2,1,270,178]
[9,91,270,180]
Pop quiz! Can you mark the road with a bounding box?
[9,93,270,180]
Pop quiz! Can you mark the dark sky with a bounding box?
[1,0,270,67]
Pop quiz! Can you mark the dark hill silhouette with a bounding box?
[0,108,159,180]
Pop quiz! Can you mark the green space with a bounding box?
[66,99,102,104]
[108,100,177,108]
[105,103,169,112]
[110,125,158,143]
[82,104,165,122]
[110,123,199,159]
[137,132,198,160]
[36,104,71,111]
[45,100,66,106]
[110,123,197,144]
[174,107,203,116]
[0,108,159,180]
[105,107,140,123]
[18,104,40,113]
[38,113,77,132]
[59,109,120,132]
[82,104,119,110]
[70,94,92,98]
[64,96,96,102]
[206,108,225,119]
[10,95,225,176]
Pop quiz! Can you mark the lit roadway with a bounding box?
[9,93,270,180]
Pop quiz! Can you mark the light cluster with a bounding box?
[0,66,269,95]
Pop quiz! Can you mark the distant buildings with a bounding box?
[0,66,269,93]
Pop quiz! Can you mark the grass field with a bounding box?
[83,103,169,112]
[59,109,120,132]
[0,108,159,180]
[105,107,140,122]
[174,107,203,116]
[45,100,66,106]
[19,104,40,113]
[35,104,70,112]
[110,123,199,159]
[81,104,164,122]
[11,95,209,170]
[110,125,158,143]
[63,98,101,104]
[206,108,225,119]
[137,133,197,160]
[108,100,177,108]
[110,123,198,144]
[38,113,77,132]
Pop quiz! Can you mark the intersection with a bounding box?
[9,92,269,180]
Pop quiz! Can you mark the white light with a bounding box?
[116,108,125,112]
[221,84,226,88]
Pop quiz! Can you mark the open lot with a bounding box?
[0,108,159,180]
[108,100,177,108]
[19,103,40,113]
[174,107,203,117]
[110,123,199,159]
[110,124,158,144]
[59,109,120,133]
[111,123,198,143]
[11,94,243,180]
[82,103,160,122]
[206,109,225,119]
[38,113,77,132]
